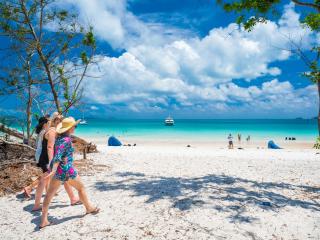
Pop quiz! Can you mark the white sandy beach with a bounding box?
[0,143,319,240]
[84,135,315,149]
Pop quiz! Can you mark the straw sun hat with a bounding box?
[56,117,80,134]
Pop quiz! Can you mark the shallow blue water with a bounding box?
[75,119,317,141]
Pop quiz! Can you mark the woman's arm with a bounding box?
[44,162,59,179]
[47,136,67,174]
[35,130,44,163]
[47,129,56,165]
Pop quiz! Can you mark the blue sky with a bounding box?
[0,0,319,119]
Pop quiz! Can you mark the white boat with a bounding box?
[79,119,87,125]
[79,112,88,125]
[164,116,174,126]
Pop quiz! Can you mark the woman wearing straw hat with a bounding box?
[32,113,80,211]
[40,117,99,229]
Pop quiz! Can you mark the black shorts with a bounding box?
[229,141,233,145]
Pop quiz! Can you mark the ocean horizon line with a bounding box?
[81,117,317,121]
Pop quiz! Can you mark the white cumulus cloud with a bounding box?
[55,1,318,118]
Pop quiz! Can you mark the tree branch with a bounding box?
[291,0,320,11]
[19,0,61,112]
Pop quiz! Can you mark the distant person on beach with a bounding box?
[228,134,233,149]
[40,117,99,229]
[23,116,49,198]
[237,134,241,143]
[32,113,80,211]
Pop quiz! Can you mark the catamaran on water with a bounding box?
[164,116,174,126]
[79,112,88,125]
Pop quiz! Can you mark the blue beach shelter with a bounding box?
[108,136,122,146]
[267,140,282,149]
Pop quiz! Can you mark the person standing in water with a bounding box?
[228,134,234,149]
[32,113,80,211]
[40,117,99,229]
[237,134,241,143]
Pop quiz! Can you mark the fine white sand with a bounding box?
[83,135,315,150]
[0,144,319,240]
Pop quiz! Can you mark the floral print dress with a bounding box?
[51,134,78,182]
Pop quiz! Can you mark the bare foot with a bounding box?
[71,199,82,206]
[39,220,51,229]
[70,197,81,206]
[31,205,42,212]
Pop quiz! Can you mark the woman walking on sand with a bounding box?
[32,113,80,211]
[40,117,99,228]
[23,116,49,198]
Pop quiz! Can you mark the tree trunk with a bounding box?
[0,124,97,153]
[26,57,32,145]
[26,83,32,145]
[39,53,62,113]
[0,124,36,147]
[318,80,320,136]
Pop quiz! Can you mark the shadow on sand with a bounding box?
[95,171,320,223]
[23,203,70,216]
[31,214,84,232]
[24,201,83,229]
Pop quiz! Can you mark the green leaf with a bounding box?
[57,67,64,75]
[303,13,320,32]
[314,137,320,149]
[236,15,244,25]
[82,29,96,47]
[33,113,40,121]
[58,10,68,21]
[81,51,89,64]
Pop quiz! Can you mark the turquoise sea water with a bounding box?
[75,119,317,141]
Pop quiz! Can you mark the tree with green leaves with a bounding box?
[0,43,43,145]
[0,0,97,116]
[217,0,320,135]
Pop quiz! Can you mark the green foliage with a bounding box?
[217,0,320,137]
[236,15,244,24]
[217,0,320,82]
[0,0,97,115]
[61,43,68,53]
[244,17,267,31]
[314,137,320,149]
[82,28,96,47]
[33,113,40,121]
[303,61,320,83]
[303,13,320,31]
[217,0,319,32]
[222,0,280,13]
[81,51,89,64]
[218,0,281,31]
[302,47,320,83]
[58,67,70,101]
[57,67,64,75]
[58,10,68,21]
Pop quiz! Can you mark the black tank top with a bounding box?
[38,137,49,169]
